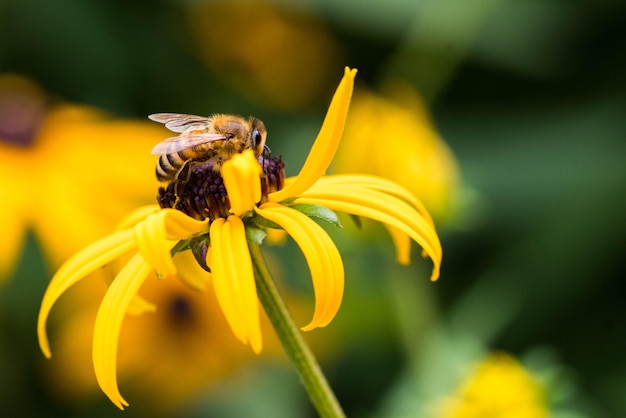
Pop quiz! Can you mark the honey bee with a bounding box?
[149,113,267,194]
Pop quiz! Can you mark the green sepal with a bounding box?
[245,225,267,244]
[189,235,211,273]
[250,215,282,231]
[170,239,190,256]
[288,203,343,228]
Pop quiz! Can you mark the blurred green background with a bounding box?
[1,0,625,417]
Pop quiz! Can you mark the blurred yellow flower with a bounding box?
[0,73,167,280]
[435,352,548,418]
[333,84,460,222]
[189,0,343,109]
[38,67,441,409]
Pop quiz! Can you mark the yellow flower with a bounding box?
[333,84,460,222]
[0,73,167,280]
[435,353,548,418]
[38,67,442,409]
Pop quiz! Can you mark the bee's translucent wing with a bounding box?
[148,113,212,133]
[151,133,227,155]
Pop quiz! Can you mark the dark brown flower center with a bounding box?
[157,153,285,221]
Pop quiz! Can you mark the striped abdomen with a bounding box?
[156,148,216,181]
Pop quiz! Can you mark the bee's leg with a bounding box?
[173,159,194,199]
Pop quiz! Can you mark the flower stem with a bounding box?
[249,243,346,418]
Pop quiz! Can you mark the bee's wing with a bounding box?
[151,133,227,155]
[148,113,212,133]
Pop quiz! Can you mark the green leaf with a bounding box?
[288,203,343,228]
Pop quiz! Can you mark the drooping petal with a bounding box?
[269,67,357,202]
[38,228,135,358]
[255,202,344,331]
[209,216,262,353]
[103,204,159,315]
[305,175,436,266]
[296,187,440,259]
[307,174,435,227]
[294,187,441,281]
[104,258,157,317]
[134,209,209,278]
[221,149,262,216]
[93,253,152,410]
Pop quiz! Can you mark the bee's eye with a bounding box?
[252,129,263,147]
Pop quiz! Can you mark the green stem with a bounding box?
[249,243,345,418]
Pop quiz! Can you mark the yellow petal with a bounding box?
[161,208,210,240]
[134,215,177,278]
[295,187,441,281]
[221,150,262,216]
[125,294,158,316]
[38,228,135,358]
[93,253,152,410]
[101,242,158,317]
[134,209,209,278]
[269,67,357,202]
[256,202,344,331]
[209,216,262,353]
[105,206,160,316]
